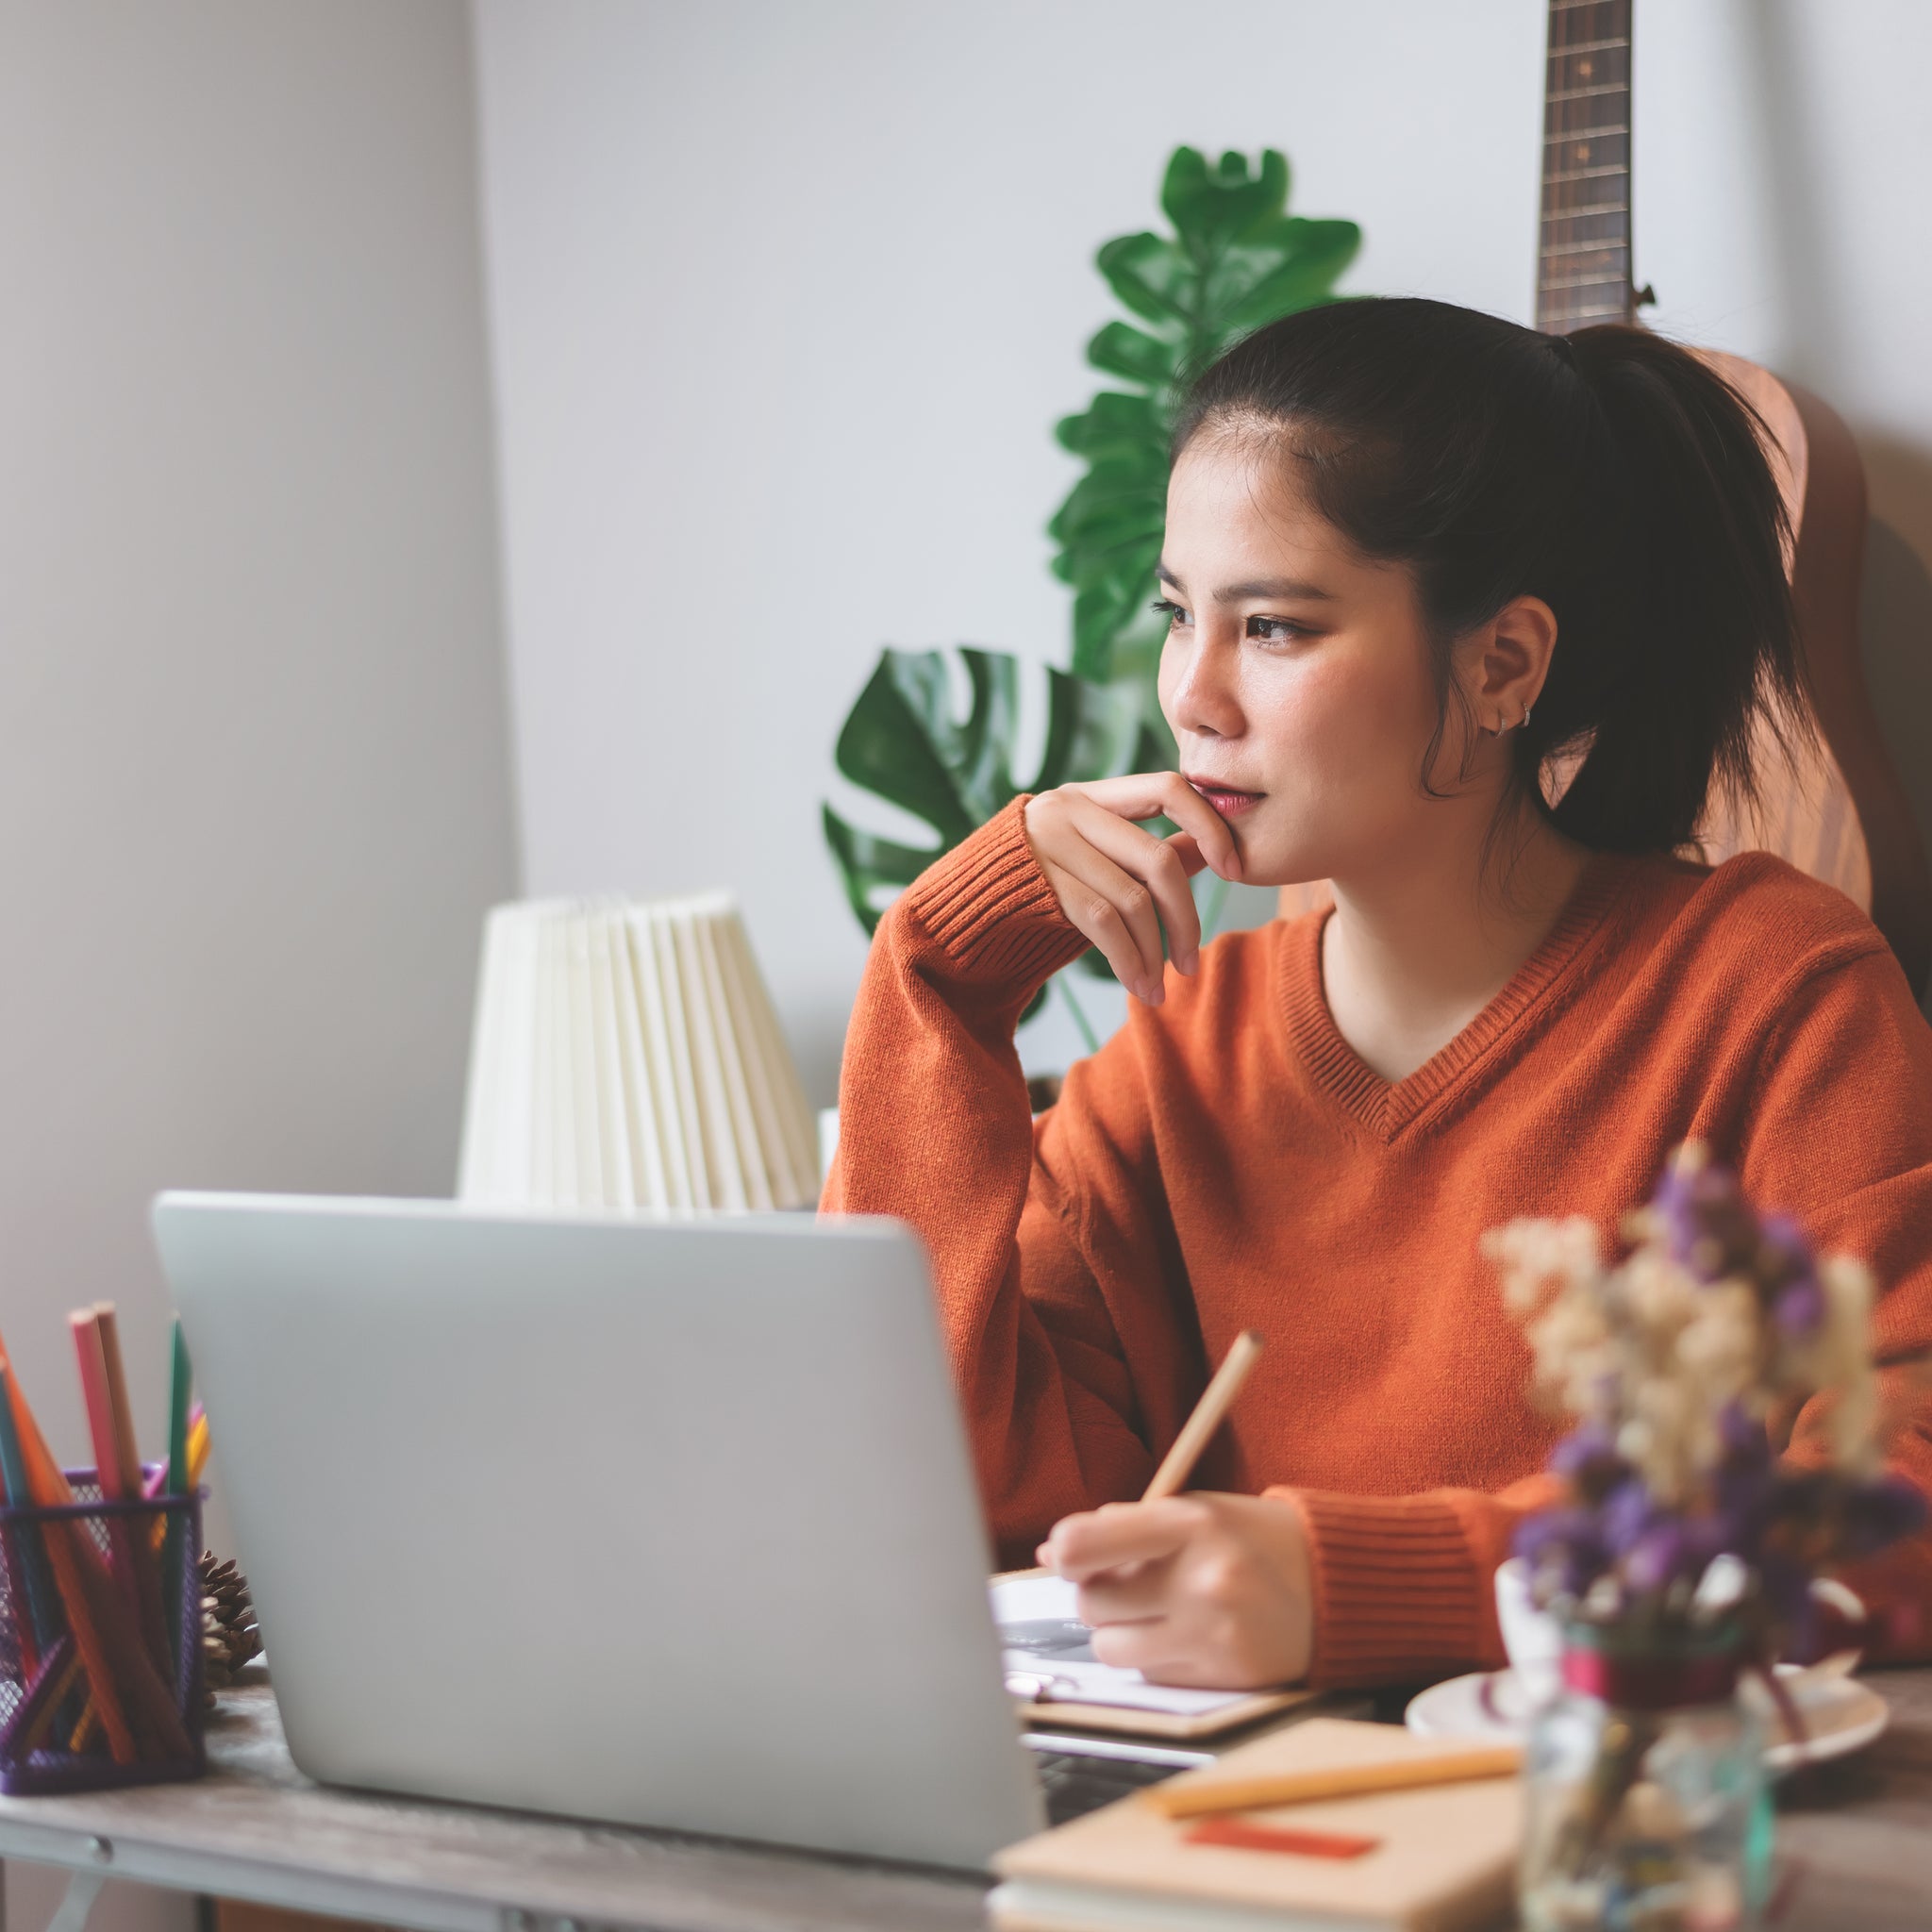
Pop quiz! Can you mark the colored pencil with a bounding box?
[162,1319,192,1661]
[0,1363,58,1661]
[95,1305,174,1668]
[72,1316,142,1597]
[72,1308,169,1675]
[1141,1744,1525,1820]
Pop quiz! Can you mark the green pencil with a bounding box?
[0,1367,58,1652]
[162,1319,192,1662]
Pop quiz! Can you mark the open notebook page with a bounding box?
[991,1573,1257,1719]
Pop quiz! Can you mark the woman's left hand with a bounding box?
[1038,1493,1315,1690]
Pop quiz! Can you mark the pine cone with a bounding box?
[198,1550,262,1705]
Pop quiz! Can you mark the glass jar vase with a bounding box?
[1520,1629,1772,1932]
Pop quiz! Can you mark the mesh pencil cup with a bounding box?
[0,1468,206,1792]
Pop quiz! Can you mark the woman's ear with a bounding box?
[1457,594,1558,734]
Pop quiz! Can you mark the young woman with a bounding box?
[824,298,1932,1690]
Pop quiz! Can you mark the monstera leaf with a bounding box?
[1051,148,1361,704]
[824,647,1141,957]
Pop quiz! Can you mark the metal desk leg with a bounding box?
[45,1872,105,1932]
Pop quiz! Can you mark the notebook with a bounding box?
[990,1717,1522,1932]
[994,1572,1318,1740]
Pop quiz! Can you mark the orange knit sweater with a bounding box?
[824,800,1932,1688]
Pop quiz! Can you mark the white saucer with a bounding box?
[1406,1665,1889,1773]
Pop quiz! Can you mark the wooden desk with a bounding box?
[0,1672,1928,1932]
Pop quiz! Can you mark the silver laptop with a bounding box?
[150,1193,1045,1870]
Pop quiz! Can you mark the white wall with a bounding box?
[0,1,515,1918]
[474,0,1932,1093]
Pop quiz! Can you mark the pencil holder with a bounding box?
[0,1468,205,1793]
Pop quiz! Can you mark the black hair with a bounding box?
[1171,297,1803,853]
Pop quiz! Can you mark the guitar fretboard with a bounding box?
[1537,0,1634,333]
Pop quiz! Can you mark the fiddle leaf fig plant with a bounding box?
[824,646,1139,941]
[1051,147,1361,712]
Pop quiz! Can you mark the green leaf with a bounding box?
[821,805,934,936]
[830,645,1012,841]
[1085,321,1180,389]
[1051,463,1151,556]
[1051,144,1366,697]
[1053,506,1165,578]
[1034,667,1141,791]
[1095,232,1197,331]
[1055,391,1163,458]
[1213,222,1361,333]
[824,646,1142,941]
[1161,147,1291,262]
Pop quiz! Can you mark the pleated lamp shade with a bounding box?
[457,892,820,1213]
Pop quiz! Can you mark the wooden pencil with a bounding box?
[1142,1330,1264,1502]
[1141,1745,1525,1820]
[89,1306,170,1672]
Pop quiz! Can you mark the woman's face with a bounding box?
[1157,437,1478,889]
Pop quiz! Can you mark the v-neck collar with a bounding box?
[1280,849,1638,1141]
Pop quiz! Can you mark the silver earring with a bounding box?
[1519,706,1533,731]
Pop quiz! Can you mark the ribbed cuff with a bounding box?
[1273,1487,1491,1689]
[901,797,1091,991]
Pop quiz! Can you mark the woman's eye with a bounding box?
[1151,597,1191,629]
[1247,614,1306,645]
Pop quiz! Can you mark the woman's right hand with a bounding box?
[1023,774,1243,1006]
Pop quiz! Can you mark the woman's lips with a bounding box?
[1188,780,1264,818]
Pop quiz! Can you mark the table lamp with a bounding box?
[457,891,820,1212]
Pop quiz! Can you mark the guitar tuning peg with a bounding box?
[1634,283,1658,308]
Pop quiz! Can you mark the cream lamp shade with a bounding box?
[457,892,820,1213]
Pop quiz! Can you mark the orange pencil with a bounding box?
[72,1315,143,1603]
[83,1307,169,1672]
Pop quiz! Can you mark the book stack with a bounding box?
[457,892,820,1213]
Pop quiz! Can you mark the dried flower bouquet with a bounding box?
[1489,1141,1924,1657]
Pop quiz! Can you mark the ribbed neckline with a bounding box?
[1280,849,1640,1141]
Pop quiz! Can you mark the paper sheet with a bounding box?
[991,1573,1252,1718]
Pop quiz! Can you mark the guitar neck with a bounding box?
[1538,0,1635,332]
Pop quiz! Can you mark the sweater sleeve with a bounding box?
[824,801,1200,1565]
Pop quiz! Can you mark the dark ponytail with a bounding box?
[1172,299,1803,853]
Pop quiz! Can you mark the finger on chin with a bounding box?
[1164,830,1209,878]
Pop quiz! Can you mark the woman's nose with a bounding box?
[1167,637,1244,740]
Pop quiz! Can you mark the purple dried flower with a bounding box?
[1514,1507,1610,1602]
[1549,1421,1633,1503]
[1600,1477,1657,1557]
[1649,1153,1759,1282]
[1773,1276,1826,1338]
[1838,1474,1930,1557]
